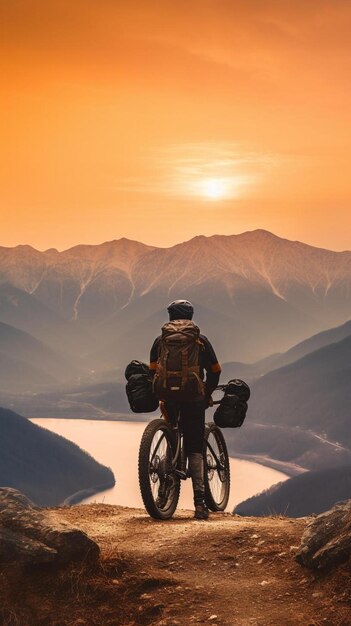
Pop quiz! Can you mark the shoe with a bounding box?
[194,502,209,520]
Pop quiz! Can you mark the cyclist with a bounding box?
[149,299,221,520]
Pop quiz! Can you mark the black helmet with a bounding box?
[167,299,194,320]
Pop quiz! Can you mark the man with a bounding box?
[149,299,221,520]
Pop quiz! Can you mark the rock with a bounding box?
[0,488,99,565]
[0,527,56,563]
[296,499,351,570]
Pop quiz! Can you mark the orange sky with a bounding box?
[1,0,351,251]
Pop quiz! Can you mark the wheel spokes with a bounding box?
[206,432,228,505]
[148,429,174,510]
[206,439,226,473]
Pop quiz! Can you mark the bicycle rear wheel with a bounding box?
[138,418,180,520]
[204,422,230,511]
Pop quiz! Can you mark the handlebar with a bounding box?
[211,382,230,405]
[212,380,249,405]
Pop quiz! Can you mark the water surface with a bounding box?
[31,418,288,512]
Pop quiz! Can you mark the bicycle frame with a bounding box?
[205,437,227,474]
[139,385,231,518]
[150,381,232,483]
[153,397,228,481]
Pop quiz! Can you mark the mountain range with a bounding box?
[1,229,351,452]
[1,230,351,374]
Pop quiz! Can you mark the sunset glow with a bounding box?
[195,176,249,201]
[0,1,351,250]
[201,179,229,200]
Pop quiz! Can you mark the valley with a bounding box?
[1,230,351,520]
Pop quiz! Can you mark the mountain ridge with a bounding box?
[4,229,351,256]
[249,332,351,448]
[2,229,351,364]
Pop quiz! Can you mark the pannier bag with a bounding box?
[214,379,250,428]
[153,319,205,402]
[125,360,159,413]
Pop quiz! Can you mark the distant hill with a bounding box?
[223,423,351,472]
[234,465,351,517]
[2,231,351,368]
[0,381,133,419]
[0,351,55,388]
[266,318,351,371]
[221,318,351,382]
[249,333,351,448]
[220,353,281,382]
[0,282,89,356]
[0,407,115,505]
[0,321,76,390]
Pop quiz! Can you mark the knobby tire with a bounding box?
[204,422,230,511]
[138,418,180,520]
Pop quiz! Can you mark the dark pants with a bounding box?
[163,398,206,454]
[164,399,206,504]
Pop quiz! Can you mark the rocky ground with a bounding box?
[1,501,350,626]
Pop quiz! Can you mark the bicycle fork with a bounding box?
[172,427,188,480]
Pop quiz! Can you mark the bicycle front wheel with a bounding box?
[204,422,230,511]
[138,418,180,520]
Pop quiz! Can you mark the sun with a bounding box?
[200,178,229,200]
[185,173,251,201]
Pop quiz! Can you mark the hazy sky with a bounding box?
[1,0,351,250]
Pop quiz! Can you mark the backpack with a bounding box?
[125,360,159,413]
[153,320,205,402]
[214,379,250,428]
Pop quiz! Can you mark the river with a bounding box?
[31,418,288,512]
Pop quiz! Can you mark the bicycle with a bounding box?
[138,384,230,520]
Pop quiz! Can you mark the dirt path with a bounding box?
[56,504,349,626]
